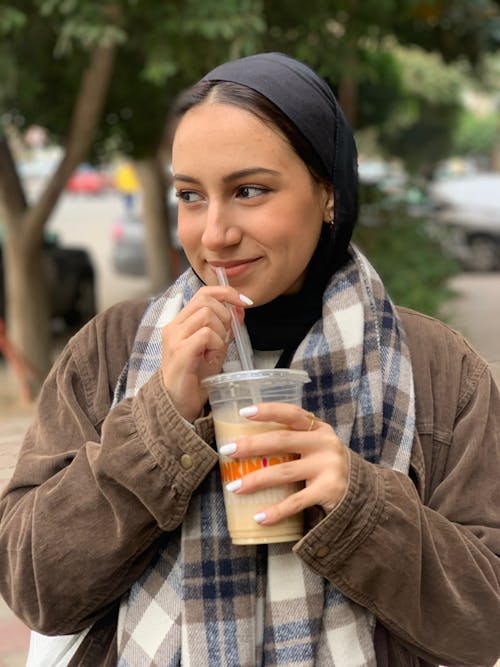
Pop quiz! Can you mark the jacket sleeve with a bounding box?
[0,325,218,635]
[295,360,500,666]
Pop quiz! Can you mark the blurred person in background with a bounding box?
[114,159,140,213]
[1,53,499,667]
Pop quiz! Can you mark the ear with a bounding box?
[322,186,334,224]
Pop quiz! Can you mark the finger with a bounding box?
[177,286,253,324]
[164,326,227,376]
[253,486,314,526]
[162,296,233,355]
[240,402,324,432]
[224,428,315,459]
[230,457,308,493]
[177,304,230,342]
[227,456,348,519]
[175,293,231,328]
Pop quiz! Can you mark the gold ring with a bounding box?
[307,413,320,431]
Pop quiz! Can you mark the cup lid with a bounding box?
[201,368,310,388]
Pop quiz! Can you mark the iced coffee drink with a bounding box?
[202,369,310,545]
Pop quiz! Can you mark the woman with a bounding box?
[1,53,499,667]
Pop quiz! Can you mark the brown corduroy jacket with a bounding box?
[0,300,499,666]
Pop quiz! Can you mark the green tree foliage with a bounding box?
[450,53,500,166]
[355,48,406,129]
[353,203,459,317]
[1,0,265,159]
[454,109,498,159]
[96,0,265,159]
[3,0,498,170]
[258,0,500,179]
[0,1,123,139]
[377,45,466,176]
[395,0,500,65]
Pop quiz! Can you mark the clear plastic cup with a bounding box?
[202,368,310,545]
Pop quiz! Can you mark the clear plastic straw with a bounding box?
[215,267,254,371]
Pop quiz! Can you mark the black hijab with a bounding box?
[201,53,359,354]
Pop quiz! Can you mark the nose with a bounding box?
[201,202,242,250]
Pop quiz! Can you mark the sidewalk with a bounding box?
[444,273,500,389]
[0,382,34,667]
[1,273,499,665]
[0,437,32,665]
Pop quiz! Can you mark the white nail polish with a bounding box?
[253,512,266,524]
[226,479,242,492]
[239,294,254,305]
[219,443,237,456]
[239,405,258,417]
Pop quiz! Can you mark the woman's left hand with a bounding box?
[221,403,350,525]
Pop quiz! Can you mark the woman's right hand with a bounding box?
[160,286,252,422]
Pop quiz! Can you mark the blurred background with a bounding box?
[0,1,499,664]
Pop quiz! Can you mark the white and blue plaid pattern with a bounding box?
[116,247,415,667]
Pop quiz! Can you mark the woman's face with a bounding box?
[172,102,332,306]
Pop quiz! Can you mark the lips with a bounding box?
[209,259,258,268]
[208,258,261,278]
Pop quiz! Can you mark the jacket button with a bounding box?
[180,454,193,470]
[315,545,330,558]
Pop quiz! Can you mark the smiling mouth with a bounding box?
[208,258,260,269]
[207,258,261,277]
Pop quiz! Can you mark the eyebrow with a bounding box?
[173,167,281,184]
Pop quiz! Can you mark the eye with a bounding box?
[236,185,270,199]
[176,190,203,203]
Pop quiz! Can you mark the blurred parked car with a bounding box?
[66,164,113,195]
[431,174,500,271]
[433,205,500,271]
[111,211,147,276]
[0,232,97,332]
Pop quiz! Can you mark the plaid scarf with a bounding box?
[114,247,415,667]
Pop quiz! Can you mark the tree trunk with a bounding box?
[24,44,117,242]
[338,75,358,129]
[135,156,176,293]
[0,44,116,398]
[3,225,51,393]
[336,4,359,130]
[337,40,359,129]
